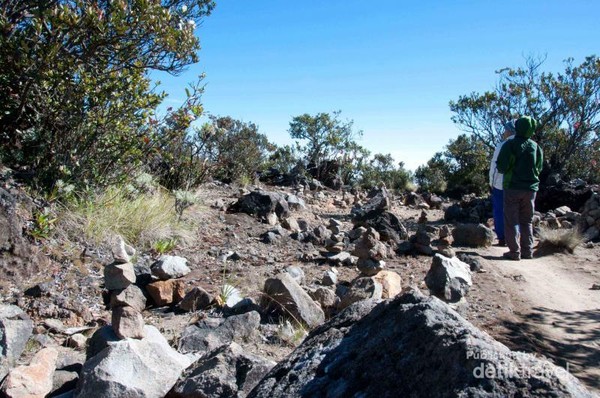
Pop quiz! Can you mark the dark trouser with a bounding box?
[492,187,505,240]
[503,189,536,256]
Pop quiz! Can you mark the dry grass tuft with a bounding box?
[535,226,583,257]
[59,186,195,249]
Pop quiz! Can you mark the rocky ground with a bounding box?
[0,178,599,397]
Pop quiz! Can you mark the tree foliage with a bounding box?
[450,55,600,182]
[0,0,215,187]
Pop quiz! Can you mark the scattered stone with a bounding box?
[103,262,136,290]
[356,258,386,276]
[590,284,600,291]
[307,287,339,311]
[179,312,261,355]
[111,235,133,264]
[322,269,338,286]
[151,255,191,280]
[178,287,213,312]
[372,270,403,299]
[112,306,146,339]
[23,282,52,298]
[281,217,300,232]
[284,266,305,285]
[146,279,186,307]
[0,304,34,380]
[338,277,383,310]
[109,285,147,312]
[418,210,428,224]
[262,273,325,328]
[425,254,472,303]
[75,326,192,398]
[229,190,290,222]
[326,251,353,266]
[65,334,87,350]
[248,290,592,398]
[456,253,483,273]
[1,347,58,398]
[168,342,276,398]
[452,223,494,247]
[286,194,306,210]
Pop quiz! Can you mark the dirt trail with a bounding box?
[479,245,600,391]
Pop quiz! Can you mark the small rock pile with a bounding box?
[579,192,600,242]
[353,227,387,276]
[106,236,145,339]
[437,225,455,257]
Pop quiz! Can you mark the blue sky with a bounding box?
[156,0,600,171]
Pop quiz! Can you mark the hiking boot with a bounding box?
[502,251,520,261]
[521,252,533,259]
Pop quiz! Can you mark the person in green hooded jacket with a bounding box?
[496,116,543,260]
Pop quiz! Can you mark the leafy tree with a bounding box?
[289,111,362,169]
[450,55,600,182]
[359,153,413,191]
[415,153,449,194]
[0,0,215,188]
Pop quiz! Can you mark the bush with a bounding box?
[59,185,194,249]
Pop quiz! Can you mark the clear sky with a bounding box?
[155,0,600,171]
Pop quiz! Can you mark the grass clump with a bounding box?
[535,226,583,256]
[60,185,194,249]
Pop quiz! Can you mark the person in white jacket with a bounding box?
[489,121,515,246]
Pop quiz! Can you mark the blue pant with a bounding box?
[492,188,505,240]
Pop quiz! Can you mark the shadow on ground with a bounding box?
[498,307,600,390]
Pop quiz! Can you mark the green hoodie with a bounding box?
[496,116,544,191]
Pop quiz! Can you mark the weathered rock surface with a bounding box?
[146,279,186,306]
[452,223,494,247]
[228,191,290,222]
[167,342,276,398]
[262,273,325,328]
[178,312,261,355]
[111,306,146,339]
[0,304,34,380]
[151,255,191,280]
[1,347,58,398]
[425,254,473,303]
[338,277,383,310]
[372,270,403,299]
[109,285,147,312]
[178,287,213,312]
[103,262,136,290]
[74,325,192,398]
[248,290,593,398]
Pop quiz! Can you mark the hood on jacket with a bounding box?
[515,116,537,139]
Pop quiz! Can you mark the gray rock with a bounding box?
[262,273,325,328]
[322,269,338,286]
[65,334,87,350]
[111,306,145,339]
[339,277,383,310]
[111,235,131,264]
[229,191,290,222]
[178,287,213,312]
[86,326,119,360]
[168,342,276,398]
[425,254,473,303]
[308,287,338,311]
[178,312,261,355]
[151,255,190,280]
[110,285,147,312]
[452,223,495,247]
[325,251,352,267]
[248,290,593,398]
[75,326,192,398]
[0,304,34,380]
[103,262,136,290]
[286,194,306,211]
[2,346,58,398]
[284,266,305,285]
[356,258,385,276]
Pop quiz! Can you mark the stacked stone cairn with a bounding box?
[106,236,146,339]
[437,225,455,257]
[352,227,387,276]
[579,192,600,242]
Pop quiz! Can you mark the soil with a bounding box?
[2,181,599,393]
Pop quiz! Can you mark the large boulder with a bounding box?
[536,183,594,213]
[425,254,472,302]
[74,325,192,398]
[262,273,325,329]
[248,290,593,398]
[228,191,290,222]
[0,305,34,381]
[452,223,494,247]
[167,342,276,398]
[178,312,261,355]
